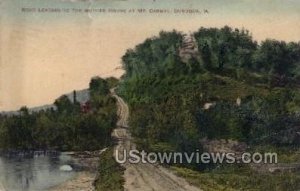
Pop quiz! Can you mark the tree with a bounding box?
[254,40,299,86]
[54,95,73,113]
[19,106,30,117]
[89,77,110,96]
[194,26,257,70]
[201,41,213,70]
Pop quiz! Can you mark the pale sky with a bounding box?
[0,0,299,111]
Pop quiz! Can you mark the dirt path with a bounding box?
[111,89,202,191]
[49,172,95,191]
[0,183,5,191]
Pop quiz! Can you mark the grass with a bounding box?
[94,147,125,191]
[171,165,300,191]
[251,145,300,163]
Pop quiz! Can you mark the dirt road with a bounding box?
[111,89,202,191]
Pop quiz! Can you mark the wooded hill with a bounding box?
[119,26,300,160]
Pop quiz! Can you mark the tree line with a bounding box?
[0,77,118,151]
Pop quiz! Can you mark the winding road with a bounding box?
[111,89,202,191]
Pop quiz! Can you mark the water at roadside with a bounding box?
[0,152,78,191]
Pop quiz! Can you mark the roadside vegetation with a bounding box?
[94,148,125,191]
[118,26,300,190]
[172,165,300,191]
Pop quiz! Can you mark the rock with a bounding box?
[200,138,248,159]
[236,97,241,106]
[60,165,73,171]
[203,102,216,110]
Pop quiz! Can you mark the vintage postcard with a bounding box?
[0,0,299,190]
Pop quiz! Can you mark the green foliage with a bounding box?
[94,148,125,191]
[121,30,183,79]
[0,77,117,151]
[172,165,300,191]
[194,27,300,87]
[90,77,110,96]
[118,27,300,172]
[252,40,300,87]
[54,95,80,114]
[106,77,119,89]
[194,26,257,70]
